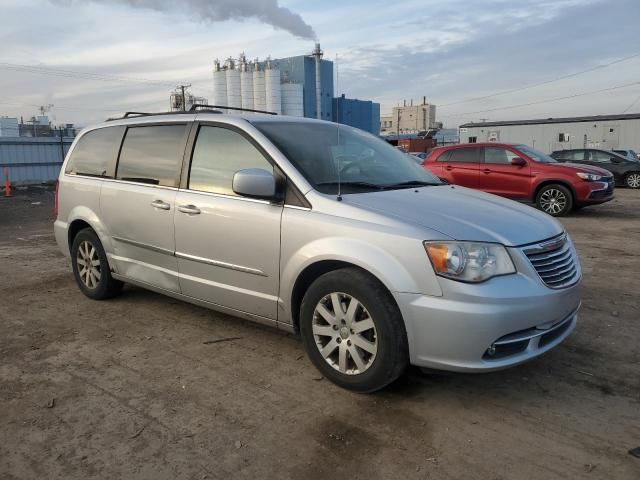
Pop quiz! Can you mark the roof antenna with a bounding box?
[335,52,342,202]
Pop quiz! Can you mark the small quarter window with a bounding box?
[65,126,124,177]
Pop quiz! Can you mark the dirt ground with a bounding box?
[1,185,639,480]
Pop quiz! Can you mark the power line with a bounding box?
[439,52,640,108]
[622,93,640,113]
[438,80,640,119]
[0,62,181,87]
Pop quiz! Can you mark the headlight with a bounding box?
[576,172,604,181]
[424,241,516,283]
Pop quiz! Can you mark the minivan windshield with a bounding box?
[516,144,557,163]
[252,121,442,194]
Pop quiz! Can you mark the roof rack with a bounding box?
[105,104,276,122]
[105,110,220,122]
[190,104,278,115]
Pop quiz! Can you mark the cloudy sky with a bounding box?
[0,0,639,127]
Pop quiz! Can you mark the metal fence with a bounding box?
[0,136,74,185]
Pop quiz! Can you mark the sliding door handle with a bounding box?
[151,200,171,210]
[178,205,201,215]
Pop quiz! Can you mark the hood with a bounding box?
[344,185,563,247]
[555,162,613,176]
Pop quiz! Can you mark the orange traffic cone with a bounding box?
[3,168,11,197]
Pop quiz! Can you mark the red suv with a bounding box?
[423,143,614,216]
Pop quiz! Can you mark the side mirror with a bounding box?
[609,157,621,163]
[232,168,277,200]
[511,157,527,167]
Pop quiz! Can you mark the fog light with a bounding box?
[486,344,496,356]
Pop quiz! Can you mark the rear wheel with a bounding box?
[625,172,640,189]
[536,184,573,217]
[71,228,123,300]
[300,268,408,393]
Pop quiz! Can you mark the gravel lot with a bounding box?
[1,186,639,480]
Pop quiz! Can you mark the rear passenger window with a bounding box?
[443,148,479,163]
[188,126,272,196]
[65,126,124,177]
[116,125,187,187]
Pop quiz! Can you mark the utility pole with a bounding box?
[177,84,192,112]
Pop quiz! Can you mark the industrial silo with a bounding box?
[212,59,227,107]
[264,58,281,115]
[225,57,241,109]
[281,83,304,117]
[253,59,266,111]
[240,55,254,110]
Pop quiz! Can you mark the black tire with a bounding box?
[71,228,123,300]
[536,184,573,217]
[624,172,640,189]
[299,268,408,393]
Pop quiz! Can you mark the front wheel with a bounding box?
[300,268,408,393]
[536,184,573,217]
[625,172,640,188]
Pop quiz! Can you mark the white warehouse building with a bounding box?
[212,54,304,117]
[458,113,640,154]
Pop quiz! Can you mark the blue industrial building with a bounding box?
[0,136,73,185]
[262,46,381,134]
[332,95,381,135]
[268,55,334,121]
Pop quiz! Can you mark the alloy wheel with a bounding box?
[540,188,567,215]
[77,240,101,289]
[627,173,640,188]
[312,292,378,375]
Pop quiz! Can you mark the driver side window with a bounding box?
[484,147,519,165]
[588,151,612,163]
[188,126,273,196]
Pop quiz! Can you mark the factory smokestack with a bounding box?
[312,43,323,120]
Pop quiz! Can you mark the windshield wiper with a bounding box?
[381,180,442,189]
[316,181,384,190]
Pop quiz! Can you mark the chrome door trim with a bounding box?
[112,236,175,256]
[178,187,273,205]
[175,251,268,277]
[89,176,181,191]
[284,204,312,211]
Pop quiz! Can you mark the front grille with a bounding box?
[523,235,579,289]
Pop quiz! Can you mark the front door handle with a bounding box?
[483,169,492,174]
[178,204,201,215]
[445,165,453,171]
[151,199,171,210]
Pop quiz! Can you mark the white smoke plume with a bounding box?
[52,0,317,40]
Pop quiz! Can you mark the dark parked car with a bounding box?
[423,143,614,216]
[550,149,640,189]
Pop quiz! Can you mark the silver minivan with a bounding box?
[54,110,581,392]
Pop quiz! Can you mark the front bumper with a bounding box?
[395,254,582,372]
[576,179,614,205]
